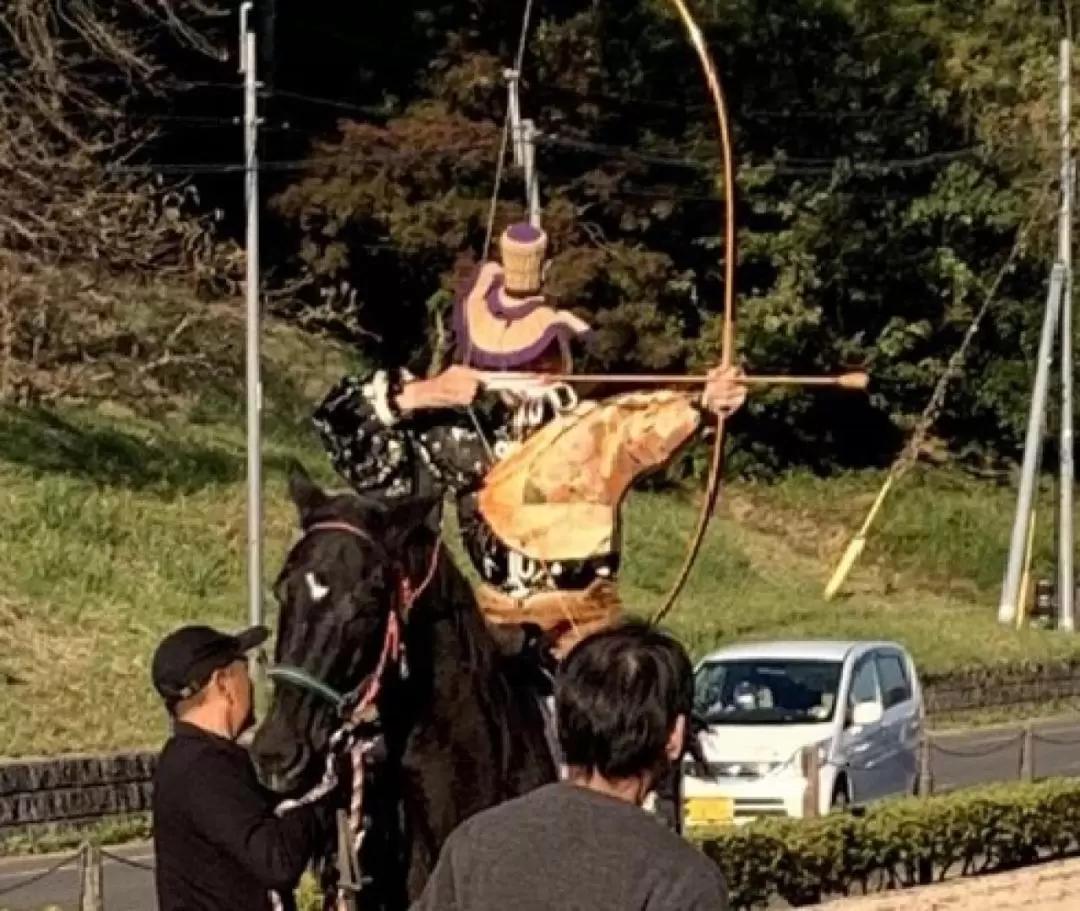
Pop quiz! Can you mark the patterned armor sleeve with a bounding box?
[312,368,495,499]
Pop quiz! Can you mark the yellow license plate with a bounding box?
[684,796,734,827]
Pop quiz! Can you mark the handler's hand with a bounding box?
[701,365,747,418]
[397,365,481,412]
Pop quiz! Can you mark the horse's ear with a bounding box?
[287,459,328,523]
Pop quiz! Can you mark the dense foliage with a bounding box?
[4,0,1071,472]
[250,0,1069,472]
[698,778,1080,907]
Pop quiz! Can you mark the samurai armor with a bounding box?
[477,390,702,563]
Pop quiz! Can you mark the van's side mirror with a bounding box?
[851,700,883,727]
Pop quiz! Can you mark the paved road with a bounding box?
[4,719,1080,909]
[0,842,153,911]
[929,717,1080,792]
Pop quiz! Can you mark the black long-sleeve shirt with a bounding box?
[152,722,333,911]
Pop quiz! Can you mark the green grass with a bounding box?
[0,325,1076,757]
[0,816,150,857]
[622,485,1071,672]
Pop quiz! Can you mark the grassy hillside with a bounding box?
[0,326,1074,757]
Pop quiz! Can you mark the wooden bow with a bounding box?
[468,2,867,631]
[648,0,738,627]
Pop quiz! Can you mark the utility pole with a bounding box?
[239,3,264,652]
[999,264,1066,624]
[505,68,542,227]
[1059,33,1076,631]
[999,25,1077,629]
[521,119,541,227]
[505,68,524,167]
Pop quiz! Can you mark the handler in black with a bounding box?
[150,624,336,911]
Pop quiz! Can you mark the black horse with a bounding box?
[249,463,557,910]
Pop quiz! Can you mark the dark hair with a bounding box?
[555,620,693,780]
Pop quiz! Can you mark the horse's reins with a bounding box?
[266,518,441,911]
[267,519,440,721]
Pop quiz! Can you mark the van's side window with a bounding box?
[876,652,912,709]
[846,656,880,725]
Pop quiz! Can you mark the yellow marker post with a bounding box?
[823,473,897,600]
[1016,508,1038,630]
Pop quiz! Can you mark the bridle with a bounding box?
[264,518,441,911]
[266,518,441,724]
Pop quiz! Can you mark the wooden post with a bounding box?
[800,745,821,817]
[79,841,103,911]
[917,734,933,797]
[1020,723,1035,782]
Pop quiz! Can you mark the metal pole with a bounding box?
[505,68,524,167]
[240,4,263,646]
[522,119,541,227]
[1059,34,1076,632]
[999,263,1066,623]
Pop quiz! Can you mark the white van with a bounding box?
[682,639,923,827]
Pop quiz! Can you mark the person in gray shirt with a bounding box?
[410,620,729,911]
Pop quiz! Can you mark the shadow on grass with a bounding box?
[186,361,325,450]
[0,407,294,494]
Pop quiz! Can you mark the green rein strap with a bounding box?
[266,665,348,713]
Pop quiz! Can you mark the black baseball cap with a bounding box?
[151,624,269,702]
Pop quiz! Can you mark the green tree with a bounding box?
[268,0,1064,471]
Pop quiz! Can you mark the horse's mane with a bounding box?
[401,531,530,783]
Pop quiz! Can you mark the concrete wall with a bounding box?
[819,857,1080,910]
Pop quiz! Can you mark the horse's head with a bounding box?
[249,461,439,795]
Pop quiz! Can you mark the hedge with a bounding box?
[696,778,1080,908]
[295,779,1080,910]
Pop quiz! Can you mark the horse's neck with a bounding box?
[418,562,494,672]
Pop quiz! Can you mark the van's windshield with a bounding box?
[694,658,843,725]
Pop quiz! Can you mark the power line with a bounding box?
[536,132,984,175]
[121,107,975,170]
[530,84,950,122]
[262,87,391,118]
[95,137,983,179]
[91,69,957,131]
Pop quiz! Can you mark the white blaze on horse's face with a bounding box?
[305,571,330,603]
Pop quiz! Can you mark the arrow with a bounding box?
[477,370,869,392]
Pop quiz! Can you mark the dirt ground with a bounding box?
[819,857,1080,909]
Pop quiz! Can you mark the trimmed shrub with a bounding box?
[298,779,1080,910]
[697,778,1080,907]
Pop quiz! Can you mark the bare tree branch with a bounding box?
[0,0,243,405]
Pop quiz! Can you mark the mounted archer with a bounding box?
[312,220,747,662]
